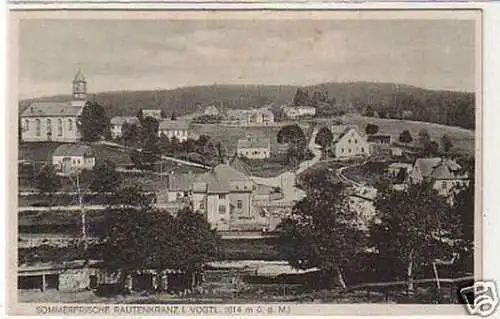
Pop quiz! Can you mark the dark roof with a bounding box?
[167,172,197,191]
[429,159,466,180]
[367,135,391,143]
[21,102,84,117]
[159,120,190,130]
[52,144,94,157]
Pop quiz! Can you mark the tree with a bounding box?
[292,88,310,106]
[121,123,140,147]
[279,169,365,288]
[364,105,376,117]
[399,130,413,146]
[113,185,152,209]
[315,127,333,155]
[365,124,380,136]
[451,179,474,273]
[440,134,453,153]
[35,165,62,195]
[370,183,455,295]
[79,101,110,142]
[89,160,121,193]
[171,112,178,120]
[277,124,306,146]
[425,141,440,156]
[98,204,221,292]
[418,128,431,150]
[140,117,159,146]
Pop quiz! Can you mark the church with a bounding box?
[20,70,89,143]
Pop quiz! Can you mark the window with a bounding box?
[73,160,76,164]
[46,119,52,133]
[218,194,226,200]
[68,119,73,131]
[348,148,352,153]
[237,200,243,209]
[57,119,63,136]
[361,147,365,153]
[441,181,447,189]
[341,148,344,153]
[35,119,41,136]
[24,119,29,131]
[177,192,182,198]
[77,159,81,164]
[218,205,226,213]
[348,139,351,144]
[355,139,358,144]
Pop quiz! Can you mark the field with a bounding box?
[191,123,311,155]
[318,114,475,155]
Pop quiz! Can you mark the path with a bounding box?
[250,127,321,203]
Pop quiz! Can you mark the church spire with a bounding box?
[72,65,87,101]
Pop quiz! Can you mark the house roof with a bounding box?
[167,172,197,191]
[21,102,84,118]
[367,135,391,143]
[52,144,94,157]
[237,136,270,149]
[331,126,364,143]
[388,162,413,169]
[429,159,466,180]
[194,164,252,193]
[110,116,139,125]
[159,120,190,130]
[413,157,442,177]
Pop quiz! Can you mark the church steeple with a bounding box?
[72,66,87,101]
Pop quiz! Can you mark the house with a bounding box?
[387,162,413,181]
[110,116,140,139]
[330,126,370,159]
[20,70,88,143]
[248,107,274,125]
[141,109,163,120]
[203,104,222,117]
[237,136,271,159]
[367,135,391,145]
[191,164,255,231]
[158,120,190,142]
[52,144,96,173]
[409,157,469,196]
[281,105,316,119]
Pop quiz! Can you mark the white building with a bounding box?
[237,136,271,159]
[52,144,96,173]
[141,109,163,120]
[281,105,316,119]
[110,116,140,139]
[158,120,190,142]
[330,126,370,159]
[20,70,88,143]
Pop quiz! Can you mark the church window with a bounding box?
[57,119,63,136]
[68,119,73,131]
[24,119,29,131]
[35,119,41,136]
[46,119,52,133]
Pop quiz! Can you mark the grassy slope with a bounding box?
[320,114,475,155]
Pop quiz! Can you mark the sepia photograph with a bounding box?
[9,9,483,315]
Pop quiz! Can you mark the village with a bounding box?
[17,70,475,303]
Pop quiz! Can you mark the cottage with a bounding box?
[330,126,370,159]
[20,70,88,143]
[249,107,275,125]
[141,109,163,120]
[110,116,140,139]
[237,136,271,159]
[158,120,190,142]
[409,157,469,196]
[281,105,316,119]
[52,144,96,173]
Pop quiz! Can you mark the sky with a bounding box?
[18,18,477,99]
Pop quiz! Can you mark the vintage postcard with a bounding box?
[7,8,487,316]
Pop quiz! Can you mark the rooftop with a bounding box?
[159,120,190,130]
[21,102,84,118]
[194,163,253,193]
[237,136,271,149]
[52,144,95,157]
[110,116,139,125]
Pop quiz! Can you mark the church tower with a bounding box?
[71,68,87,107]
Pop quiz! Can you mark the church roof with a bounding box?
[73,69,86,82]
[21,102,84,118]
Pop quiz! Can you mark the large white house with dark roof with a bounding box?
[330,125,370,159]
[20,70,88,143]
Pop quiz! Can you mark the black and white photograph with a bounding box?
[10,9,482,314]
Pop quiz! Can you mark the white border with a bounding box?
[3,2,500,318]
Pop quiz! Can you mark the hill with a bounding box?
[19,82,475,129]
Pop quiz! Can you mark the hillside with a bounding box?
[19,82,475,129]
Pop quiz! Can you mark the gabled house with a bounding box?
[330,126,370,159]
[158,120,190,142]
[52,144,95,173]
[409,157,469,196]
[237,136,271,159]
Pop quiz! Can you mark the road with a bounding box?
[250,126,321,203]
